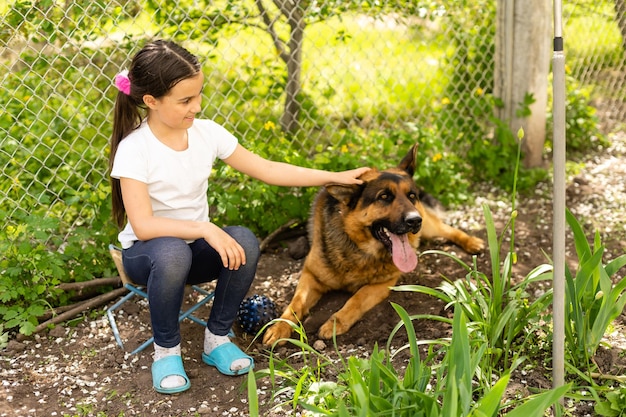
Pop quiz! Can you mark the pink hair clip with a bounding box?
[114,70,131,95]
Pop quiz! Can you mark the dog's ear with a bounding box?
[325,183,362,206]
[397,143,418,177]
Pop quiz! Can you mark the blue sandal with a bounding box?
[202,342,254,376]
[152,355,191,394]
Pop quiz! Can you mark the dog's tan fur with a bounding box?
[262,144,484,346]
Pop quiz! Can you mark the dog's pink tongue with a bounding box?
[389,233,418,273]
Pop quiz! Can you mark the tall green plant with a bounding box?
[394,204,553,375]
[438,302,567,417]
[253,303,567,416]
[564,209,626,370]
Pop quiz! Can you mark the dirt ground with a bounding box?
[2,133,626,416]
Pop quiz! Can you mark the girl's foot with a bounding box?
[153,343,187,389]
[204,328,251,372]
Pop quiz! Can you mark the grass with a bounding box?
[565,2,622,61]
[211,13,447,125]
[565,0,624,93]
[304,15,447,121]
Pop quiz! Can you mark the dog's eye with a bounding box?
[408,192,417,202]
[378,192,391,201]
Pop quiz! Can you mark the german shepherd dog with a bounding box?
[262,144,484,346]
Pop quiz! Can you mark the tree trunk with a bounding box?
[616,0,626,51]
[495,0,551,168]
[280,9,306,134]
[255,0,307,135]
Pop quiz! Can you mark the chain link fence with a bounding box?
[1,0,624,245]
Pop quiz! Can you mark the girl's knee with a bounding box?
[225,226,260,260]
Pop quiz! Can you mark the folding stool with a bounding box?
[106,244,215,355]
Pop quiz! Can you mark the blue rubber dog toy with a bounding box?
[238,294,277,335]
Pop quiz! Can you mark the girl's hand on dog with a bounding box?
[332,167,371,185]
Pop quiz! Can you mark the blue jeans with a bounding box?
[121,226,259,348]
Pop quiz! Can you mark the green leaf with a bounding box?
[247,371,259,417]
[471,374,509,416]
[19,321,37,336]
[5,318,22,329]
[594,399,620,417]
[504,384,570,417]
[27,303,46,318]
[3,309,19,320]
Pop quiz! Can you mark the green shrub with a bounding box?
[547,74,609,155]
[0,209,117,343]
[209,125,472,236]
[0,213,69,338]
[594,386,626,417]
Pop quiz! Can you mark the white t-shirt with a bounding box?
[111,118,238,248]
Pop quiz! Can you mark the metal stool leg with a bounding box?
[108,284,216,354]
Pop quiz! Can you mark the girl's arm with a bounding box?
[223,145,370,186]
[120,177,246,269]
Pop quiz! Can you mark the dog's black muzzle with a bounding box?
[403,212,422,234]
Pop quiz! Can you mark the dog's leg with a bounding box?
[317,279,396,340]
[262,268,327,346]
[420,208,484,254]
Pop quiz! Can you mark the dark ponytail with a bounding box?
[108,40,201,229]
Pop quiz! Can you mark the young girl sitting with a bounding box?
[109,39,369,394]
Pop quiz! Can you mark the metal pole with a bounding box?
[552,0,566,399]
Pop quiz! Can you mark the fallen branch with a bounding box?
[590,372,626,383]
[38,302,90,321]
[17,287,128,341]
[259,219,302,252]
[56,277,121,292]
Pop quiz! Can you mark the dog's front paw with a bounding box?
[318,317,350,340]
[464,236,485,254]
[262,321,293,346]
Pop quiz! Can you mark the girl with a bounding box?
[109,39,369,394]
